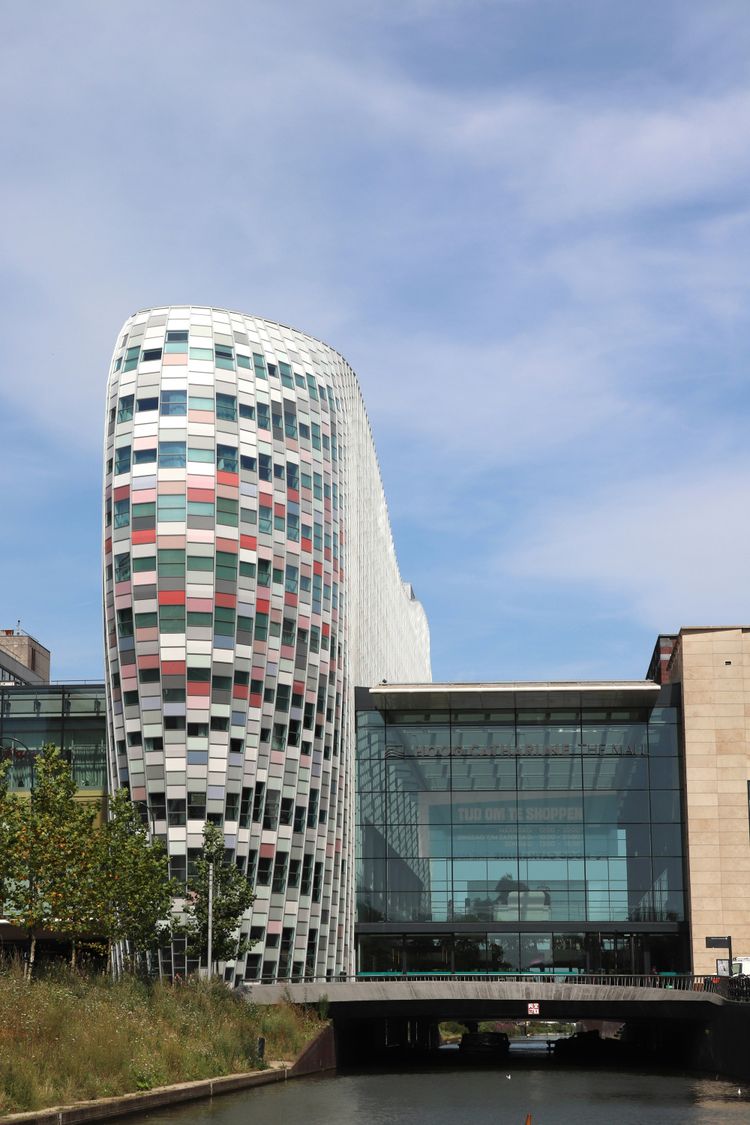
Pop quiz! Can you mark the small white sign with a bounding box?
[527,1002,540,1015]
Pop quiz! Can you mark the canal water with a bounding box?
[137,1066,750,1125]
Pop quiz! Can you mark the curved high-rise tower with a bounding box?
[103,306,430,981]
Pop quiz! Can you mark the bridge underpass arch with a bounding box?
[248,979,747,1073]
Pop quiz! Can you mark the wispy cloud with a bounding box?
[501,461,750,628]
[1,0,749,679]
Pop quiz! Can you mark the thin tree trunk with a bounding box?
[27,933,36,980]
[70,939,77,970]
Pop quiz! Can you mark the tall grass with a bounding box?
[0,962,323,1115]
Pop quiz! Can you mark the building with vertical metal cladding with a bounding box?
[102,307,431,982]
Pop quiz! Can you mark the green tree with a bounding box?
[100,787,179,972]
[181,823,255,971]
[0,760,22,915]
[0,751,180,976]
[5,745,100,976]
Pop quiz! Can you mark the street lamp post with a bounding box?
[207,861,214,979]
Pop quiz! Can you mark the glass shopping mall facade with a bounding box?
[0,683,107,793]
[355,682,688,976]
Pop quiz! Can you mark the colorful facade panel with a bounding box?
[103,307,430,982]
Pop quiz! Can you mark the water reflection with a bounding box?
[138,1069,749,1125]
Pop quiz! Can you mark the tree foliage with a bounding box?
[100,786,178,957]
[0,745,177,974]
[0,761,22,912]
[4,747,99,973]
[181,823,255,968]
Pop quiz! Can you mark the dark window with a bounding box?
[217,444,238,472]
[256,857,273,886]
[216,393,237,421]
[161,390,187,416]
[272,853,289,893]
[252,782,265,823]
[187,791,206,821]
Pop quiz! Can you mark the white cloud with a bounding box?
[1,0,750,679]
[501,462,750,628]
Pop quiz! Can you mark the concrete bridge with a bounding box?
[247,975,728,1021]
[247,975,750,1076]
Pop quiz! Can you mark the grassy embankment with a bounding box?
[0,964,324,1116]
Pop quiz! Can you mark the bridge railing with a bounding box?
[250,971,750,1000]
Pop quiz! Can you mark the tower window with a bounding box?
[117,395,134,423]
[114,498,130,528]
[216,393,237,421]
[161,390,187,416]
[217,444,238,473]
[159,441,186,468]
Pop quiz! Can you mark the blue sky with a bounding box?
[1,0,749,682]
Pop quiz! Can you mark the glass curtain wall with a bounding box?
[356,702,686,973]
[0,685,107,791]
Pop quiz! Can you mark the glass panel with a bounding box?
[650,790,682,821]
[517,790,583,829]
[4,689,61,716]
[453,857,496,921]
[357,824,388,858]
[394,821,452,858]
[404,935,453,973]
[385,723,450,758]
[581,721,647,756]
[64,688,106,716]
[386,757,451,791]
[453,934,487,972]
[451,758,517,789]
[65,727,107,789]
[552,933,587,973]
[387,891,437,923]
[518,859,586,923]
[520,932,553,972]
[357,935,402,974]
[518,757,582,790]
[651,823,683,856]
[652,855,684,890]
[483,933,517,972]
[582,757,649,789]
[649,706,678,724]
[584,789,651,823]
[357,758,385,791]
[386,792,445,828]
[517,724,579,756]
[647,724,678,756]
[451,723,515,756]
[452,822,519,859]
[585,823,648,857]
[649,757,681,788]
[357,790,387,823]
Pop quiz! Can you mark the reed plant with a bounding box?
[0,961,323,1115]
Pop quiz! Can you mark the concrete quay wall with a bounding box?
[1,1027,336,1125]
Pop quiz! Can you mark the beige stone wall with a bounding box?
[0,632,50,681]
[675,627,750,974]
